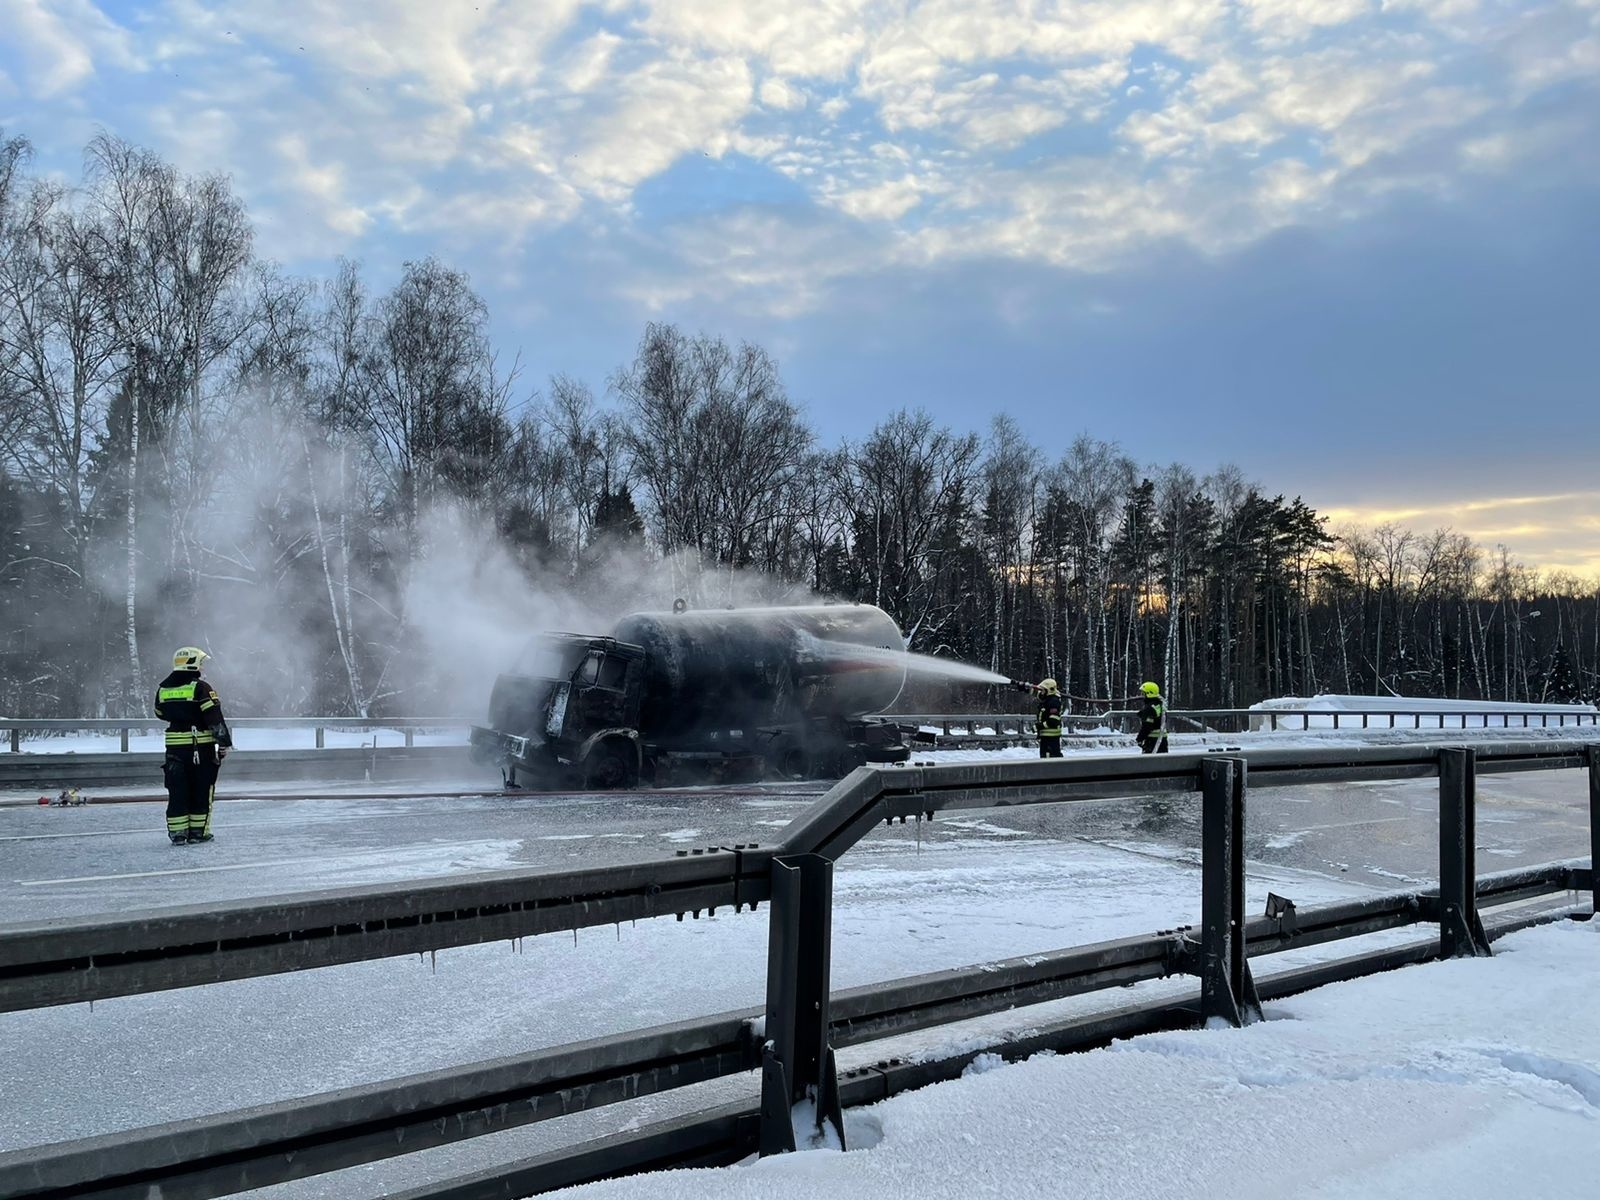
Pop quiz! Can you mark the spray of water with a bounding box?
[803,634,1011,686]
[896,652,1012,685]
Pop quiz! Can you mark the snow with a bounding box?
[0,812,1387,1159]
[0,766,1592,1197]
[548,917,1600,1200]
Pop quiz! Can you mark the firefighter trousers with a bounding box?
[1138,736,1169,755]
[164,748,220,841]
[1038,736,1062,758]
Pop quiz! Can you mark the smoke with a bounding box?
[400,507,836,720]
[72,382,983,720]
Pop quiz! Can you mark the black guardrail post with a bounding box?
[760,854,844,1156]
[1589,744,1599,916]
[1439,747,1491,957]
[1200,757,1261,1025]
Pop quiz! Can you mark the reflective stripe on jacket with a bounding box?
[1037,693,1063,736]
[1138,697,1167,741]
[154,672,232,748]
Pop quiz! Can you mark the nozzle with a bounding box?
[1011,679,1034,692]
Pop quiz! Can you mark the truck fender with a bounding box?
[577,729,642,786]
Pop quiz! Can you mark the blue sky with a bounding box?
[3,0,1597,574]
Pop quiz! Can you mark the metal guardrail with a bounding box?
[0,717,466,753]
[6,707,1592,753]
[0,741,1597,1200]
[1174,707,1600,734]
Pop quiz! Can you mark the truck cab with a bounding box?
[470,633,646,788]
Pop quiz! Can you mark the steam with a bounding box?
[88,377,1000,720]
[401,507,825,721]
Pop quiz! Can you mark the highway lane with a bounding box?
[0,764,1589,923]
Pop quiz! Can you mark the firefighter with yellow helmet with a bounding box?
[154,646,233,844]
[1136,681,1168,754]
[1013,676,1064,758]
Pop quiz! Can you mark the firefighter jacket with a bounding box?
[154,671,233,749]
[1036,692,1063,737]
[1137,695,1167,745]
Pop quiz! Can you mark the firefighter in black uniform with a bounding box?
[1015,677,1064,758]
[155,646,232,843]
[1136,681,1168,754]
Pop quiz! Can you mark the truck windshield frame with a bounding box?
[512,634,591,682]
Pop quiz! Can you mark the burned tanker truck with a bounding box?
[469,604,918,788]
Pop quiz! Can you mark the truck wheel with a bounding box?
[585,743,637,790]
[832,747,865,777]
[770,742,810,779]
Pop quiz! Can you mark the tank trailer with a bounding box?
[469,604,921,788]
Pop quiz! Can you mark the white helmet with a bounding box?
[172,646,209,671]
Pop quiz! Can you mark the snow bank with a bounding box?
[555,918,1600,1200]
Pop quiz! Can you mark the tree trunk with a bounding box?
[124,396,142,710]
[305,434,365,715]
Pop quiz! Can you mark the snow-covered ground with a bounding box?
[556,916,1600,1200]
[2,764,1593,1198]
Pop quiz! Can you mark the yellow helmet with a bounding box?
[172,646,209,671]
[1140,681,1160,697]
[1037,678,1059,694]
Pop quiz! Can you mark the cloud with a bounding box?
[759,76,807,110]
[0,0,1594,318]
[1318,492,1600,577]
[0,0,138,96]
[824,173,930,220]
[567,54,755,202]
[274,134,371,237]
[1242,0,1374,42]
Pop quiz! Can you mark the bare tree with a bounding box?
[72,135,253,703]
[1154,463,1201,698]
[614,322,814,594]
[2,162,121,540]
[354,256,498,551]
[1056,434,1135,704]
[980,415,1041,675]
[547,374,609,560]
[843,409,981,648]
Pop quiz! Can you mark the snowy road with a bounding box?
[0,760,1592,1198]
[0,761,1588,922]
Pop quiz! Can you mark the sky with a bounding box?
[1,0,1597,575]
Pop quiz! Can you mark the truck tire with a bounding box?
[584,742,638,790]
[769,740,810,780]
[831,746,866,777]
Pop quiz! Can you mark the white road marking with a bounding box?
[16,840,508,886]
[0,812,380,842]
[18,855,334,884]
[0,828,154,842]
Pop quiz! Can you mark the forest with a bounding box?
[2,132,1596,718]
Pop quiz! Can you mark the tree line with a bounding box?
[1,132,1595,718]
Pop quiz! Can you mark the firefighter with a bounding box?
[1015,677,1064,758]
[1136,681,1168,754]
[154,646,232,844]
